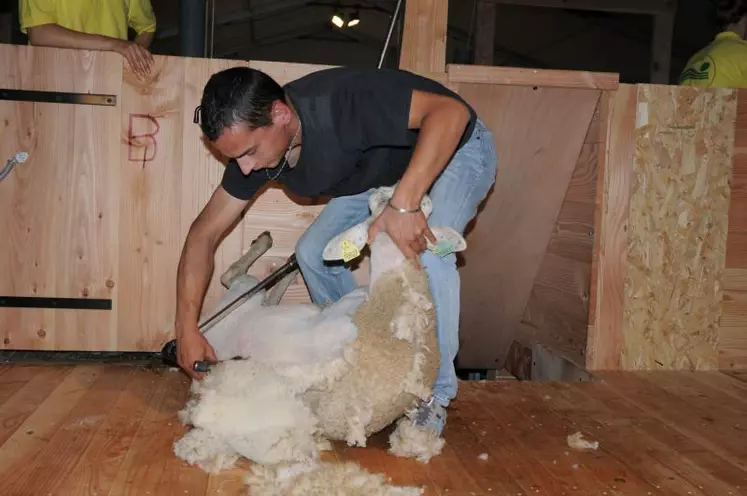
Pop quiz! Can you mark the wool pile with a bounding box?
[173,186,460,493]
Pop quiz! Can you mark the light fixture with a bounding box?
[347,10,360,27]
[331,13,344,28]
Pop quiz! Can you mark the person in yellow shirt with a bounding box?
[679,0,747,88]
[18,0,157,77]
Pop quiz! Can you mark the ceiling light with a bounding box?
[331,13,344,28]
[347,11,360,27]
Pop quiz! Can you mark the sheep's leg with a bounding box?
[220,231,273,289]
[263,265,299,306]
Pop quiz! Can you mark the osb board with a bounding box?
[0,46,123,351]
[454,82,600,369]
[720,88,747,369]
[620,85,737,371]
[0,44,361,351]
[517,94,602,368]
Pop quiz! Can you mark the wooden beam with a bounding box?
[484,0,675,15]
[399,0,448,73]
[448,64,619,90]
[474,0,497,66]
[650,12,675,84]
[0,13,10,44]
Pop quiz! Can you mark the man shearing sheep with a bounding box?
[174,66,498,437]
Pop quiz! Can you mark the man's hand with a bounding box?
[177,327,217,381]
[368,204,437,263]
[113,39,154,78]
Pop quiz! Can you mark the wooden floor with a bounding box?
[0,364,745,495]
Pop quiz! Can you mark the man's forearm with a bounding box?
[392,102,471,210]
[134,31,155,49]
[27,23,121,51]
[175,229,216,337]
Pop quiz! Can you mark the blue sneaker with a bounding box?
[411,397,447,436]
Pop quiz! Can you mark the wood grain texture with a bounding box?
[518,95,601,368]
[448,64,619,90]
[0,45,122,351]
[586,85,637,371]
[0,364,744,495]
[721,88,747,370]
[398,0,448,73]
[455,83,599,369]
[0,44,339,352]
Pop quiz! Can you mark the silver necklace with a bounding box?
[267,122,301,180]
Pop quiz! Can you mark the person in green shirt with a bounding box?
[679,0,747,88]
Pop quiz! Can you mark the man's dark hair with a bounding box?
[198,67,285,141]
[715,0,747,28]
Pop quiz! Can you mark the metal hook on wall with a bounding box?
[0,152,29,182]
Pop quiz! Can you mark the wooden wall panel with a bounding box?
[720,89,747,370]
[517,96,601,368]
[0,46,122,351]
[588,84,741,371]
[118,56,186,351]
[454,82,599,369]
[0,45,341,352]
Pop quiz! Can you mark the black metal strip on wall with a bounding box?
[0,296,112,310]
[0,89,117,106]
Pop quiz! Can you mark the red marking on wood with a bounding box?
[127,114,160,164]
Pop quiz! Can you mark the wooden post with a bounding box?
[399,0,449,73]
[474,0,497,65]
[650,13,675,84]
[0,13,11,44]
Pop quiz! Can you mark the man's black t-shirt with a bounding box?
[220,67,477,201]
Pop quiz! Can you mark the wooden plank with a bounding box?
[455,83,599,368]
[485,0,676,14]
[0,45,122,351]
[399,0,448,73]
[595,371,747,471]
[473,1,497,66]
[447,64,619,90]
[117,55,186,351]
[471,381,662,494]
[586,86,636,370]
[650,13,675,84]
[0,366,134,495]
[546,379,747,494]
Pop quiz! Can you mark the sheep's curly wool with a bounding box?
[173,237,442,475]
[302,257,440,447]
[173,185,460,491]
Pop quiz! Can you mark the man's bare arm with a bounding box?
[27,23,154,76]
[175,186,249,339]
[27,23,121,50]
[134,30,154,49]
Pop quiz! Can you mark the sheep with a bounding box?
[172,185,465,492]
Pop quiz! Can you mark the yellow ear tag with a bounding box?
[341,239,360,262]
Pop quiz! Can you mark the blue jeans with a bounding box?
[295,119,498,407]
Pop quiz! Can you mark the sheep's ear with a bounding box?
[427,227,467,257]
[322,220,370,262]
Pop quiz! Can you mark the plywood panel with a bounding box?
[518,96,602,367]
[454,82,600,369]
[0,46,121,351]
[620,85,736,371]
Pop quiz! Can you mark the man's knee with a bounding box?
[296,231,323,270]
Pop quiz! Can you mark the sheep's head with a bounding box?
[323,185,467,284]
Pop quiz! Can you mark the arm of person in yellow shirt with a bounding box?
[128,0,157,50]
[20,0,154,77]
